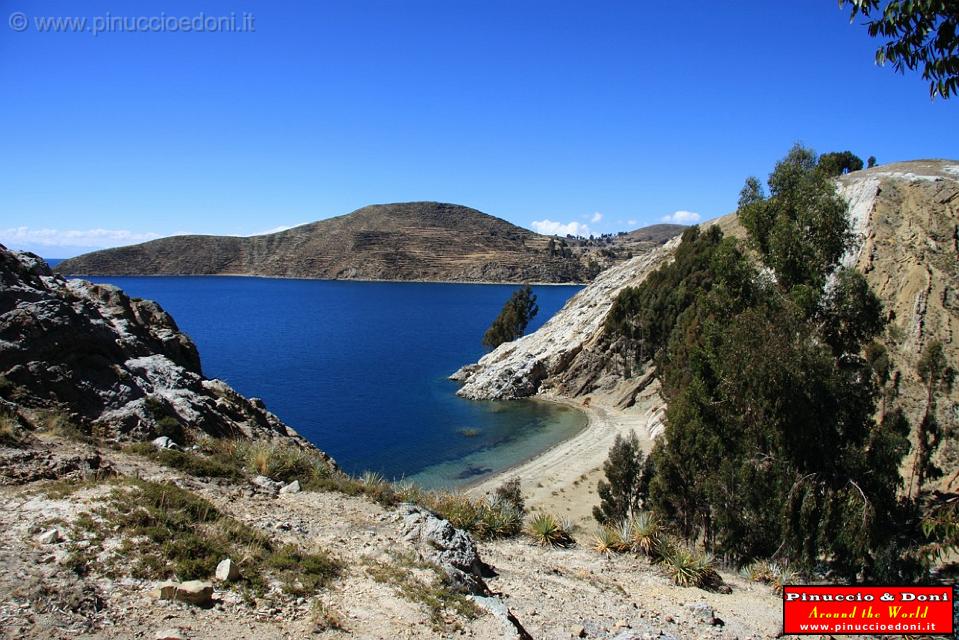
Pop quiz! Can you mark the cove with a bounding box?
[82,275,586,487]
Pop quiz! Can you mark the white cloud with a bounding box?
[590,211,603,223]
[0,226,161,248]
[660,210,701,224]
[627,219,638,227]
[530,219,590,237]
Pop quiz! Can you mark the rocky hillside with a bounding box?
[453,160,959,440]
[0,244,310,447]
[56,203,684,284]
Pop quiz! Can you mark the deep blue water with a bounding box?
[81,276,585,487]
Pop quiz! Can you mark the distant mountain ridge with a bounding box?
[57,202,683,283]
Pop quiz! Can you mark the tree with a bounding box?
[738,144,852,292]
[818,151,865,176]
[482,285,539,349]
[839,0,959,98]
[593,431,646,524]
[868,155,878,168]
[640,145,906,577]
[910,340,956,497]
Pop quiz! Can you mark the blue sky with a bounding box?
[1,1,956,257]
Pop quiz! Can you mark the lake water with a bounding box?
[81,275,585,487]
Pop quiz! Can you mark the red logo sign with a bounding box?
[783,585,954,636]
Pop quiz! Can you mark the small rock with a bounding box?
[471,595,532,639]
[215,558,239,582]
[36,528,63,544]
[279,480,300,494]
[571,625,587,638]
[614,619,629,629]
[686,602,715,624]
[251,475,282,495]
[151,580,213,606]
[155,629,187,640]
[152,436,179,450]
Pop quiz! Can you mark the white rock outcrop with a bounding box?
[451,239,680,400]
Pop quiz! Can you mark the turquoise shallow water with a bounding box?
[82,276,586,487]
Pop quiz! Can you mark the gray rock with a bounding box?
[154,629,187,640]
[0,246,329,451]
[687,602,713,620]
[251,475,283,495]
[215,558,239,582]
[398,504,490,595]
[471,595,532,640]
[35,527,63,544]
[152,436,179,450]
[151,580,213,606]
[279,480,300,494]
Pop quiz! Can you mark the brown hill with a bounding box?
[57,202,684,283]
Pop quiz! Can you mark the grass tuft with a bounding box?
[364,552,481,631]
[66,478,339,595]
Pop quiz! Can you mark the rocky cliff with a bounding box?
[452,160,959,439]
[56,202,683,284]
[0,244,310,446]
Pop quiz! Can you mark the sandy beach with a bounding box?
[467,385,664,533]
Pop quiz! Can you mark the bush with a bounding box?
[494,477,525,515]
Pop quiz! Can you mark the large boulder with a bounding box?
[398,504,490,595]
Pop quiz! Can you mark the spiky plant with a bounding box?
[771,564,800,595]
[628,512,661,556]
[592,525,625,556]
[527,513,573,547]
[360,470,386,488]
[660,543,720,588]
[741,559,798,594]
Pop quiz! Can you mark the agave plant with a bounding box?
[660,543,720,588]
[628,512,661,556]
[360,470,386,487]
[771,564,801,595]
[527,513,573,547]
[592,525,626,556]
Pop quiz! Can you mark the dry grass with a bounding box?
[363,552,481,631]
